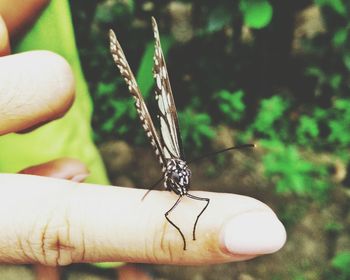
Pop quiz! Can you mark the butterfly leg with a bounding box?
[165,195,187,250]
[186,193,210,241]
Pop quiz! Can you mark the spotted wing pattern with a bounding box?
[151,17,185,160]
[109,29,166,172]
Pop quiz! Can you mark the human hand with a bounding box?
[0,18,286,266]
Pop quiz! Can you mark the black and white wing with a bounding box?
[109,29,166,171]
[152,17,185,160]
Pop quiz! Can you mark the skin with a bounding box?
[0,0,49,37]
[20,158,89,280]
[1,2,67,278]
[0,14,286,266]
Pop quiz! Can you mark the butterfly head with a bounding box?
[164,159,191,196]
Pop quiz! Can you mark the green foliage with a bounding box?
[207,5,233,33]
[315,0,346,16]
[252,95,288,133]
[93,81,136,141]
[304,66,344,93]
[239,0,273,29]
[95,0,134,23]
[294,99,350,156]
[243,94,332,197]
[296,116,319,145]
[331,252,350,279]
[260,140,329,196]
[328,98,350,146]
[178,108,215,150]
[324,221,344,232]
[245,95,290,140]
[215,89,245,122]
[332,28,348,47]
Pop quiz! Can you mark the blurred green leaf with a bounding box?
[215,89,245,121]
[332,28,348,47]
[315,0,346,16]
[343,52,350,71]
[325,221,344,232]
[101,117,116,133]
[95,0,134,23]
[96,82,117,97]
[178,108,215,150]
[305,66,324,78]
[331,252,350,276]
[328,98,350,145]
[207,6,233,32]
[297,115,319,145]
[335,98,350,110]
[261,140,328,196]
[239,0,273,29]
[314,107,327,119]
[330,73,342,89]
[250,95,289,138]
[329,120,350,144]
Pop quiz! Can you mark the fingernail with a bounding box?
[221,211,286,255]
[71,173,89,182]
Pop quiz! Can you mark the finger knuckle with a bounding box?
[24,206,84,266]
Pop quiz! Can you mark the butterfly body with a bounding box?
[164,158,191,195]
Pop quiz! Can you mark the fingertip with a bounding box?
[220,211,287,256]
[33,50,75,116]
[138,191,286,264]
[0,50,75,135]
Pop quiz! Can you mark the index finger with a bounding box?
[0,174,286,265]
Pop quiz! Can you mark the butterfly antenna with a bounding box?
[188,143,256,164]
[141,176,164,201]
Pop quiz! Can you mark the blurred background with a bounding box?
[37,0,350,279]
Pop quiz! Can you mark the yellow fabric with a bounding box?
[0,0,109,185]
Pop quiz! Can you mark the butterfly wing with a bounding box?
[109,29,166,171]
[151,17,185,160]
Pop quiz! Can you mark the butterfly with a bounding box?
[109,17,210,250]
